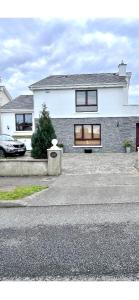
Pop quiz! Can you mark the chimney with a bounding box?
[118,60,127,76]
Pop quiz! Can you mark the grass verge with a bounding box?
[0,185,48,200]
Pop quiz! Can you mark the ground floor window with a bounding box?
[74,124,101,146]
[15,114,32,131]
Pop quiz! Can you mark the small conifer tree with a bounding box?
[31,104,56,158]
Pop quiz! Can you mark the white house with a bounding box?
[0,95,34,150]
[1,61,139,152]
[29,61,139,152]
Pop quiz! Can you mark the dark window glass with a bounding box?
[16,114,32,131]
[76,90,97,111]
[87,91,97,105]
[76,91,86,105]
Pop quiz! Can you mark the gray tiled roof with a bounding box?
[1,95,33,110]
[30,73,129,88]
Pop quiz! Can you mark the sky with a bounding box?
[0,18,139,103]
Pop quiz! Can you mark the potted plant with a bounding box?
[123,140,132,153]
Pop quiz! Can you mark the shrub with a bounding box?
[31,104,56,158]
[57,143,64,148]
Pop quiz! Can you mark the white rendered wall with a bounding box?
[1,112,33,150]
[34,87,139,118]
[1,113,15,135]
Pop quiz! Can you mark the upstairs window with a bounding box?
[15,114,32,131]
[76,90,98,112]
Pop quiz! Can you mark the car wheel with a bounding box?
[0,148,6,158]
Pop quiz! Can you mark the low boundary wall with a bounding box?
[0,158,48,176]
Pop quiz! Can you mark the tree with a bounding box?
[31,104,56,158]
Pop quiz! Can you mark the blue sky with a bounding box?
[0,18,139,103]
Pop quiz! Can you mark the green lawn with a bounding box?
[0,185,48,200]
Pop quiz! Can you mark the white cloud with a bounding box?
[3,38,22,49]
[82,31,130,48]
[42,44,54,52]
[129,84,139,96]
[0,18,138,102]
[1,38,33,58]
[22,57,48,70]
[5,70,31,96]
[48,63,64,75]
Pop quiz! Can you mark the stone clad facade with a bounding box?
[34,117,139,153]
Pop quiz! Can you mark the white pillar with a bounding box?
[47,139,62,176]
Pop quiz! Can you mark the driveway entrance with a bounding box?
[62,153,138,175]
[24,152,139,207]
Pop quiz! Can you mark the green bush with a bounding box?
[57,143,64,148]
[31,104,56,158]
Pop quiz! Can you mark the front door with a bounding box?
[136,124,139,150]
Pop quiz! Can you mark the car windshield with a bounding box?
[0,135,15,141]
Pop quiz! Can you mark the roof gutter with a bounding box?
[0,109,33,113]
[29,83,127,91]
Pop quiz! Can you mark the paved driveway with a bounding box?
[62,152,138,175]
[0,152,139,206]
[22,152,139,206]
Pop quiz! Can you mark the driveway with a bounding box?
[18,152,139,206]
[62,152,138,175]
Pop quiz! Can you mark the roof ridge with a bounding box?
[41,72,119,79]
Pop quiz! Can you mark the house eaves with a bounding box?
[29,82,127,91]
[0,108,33,113]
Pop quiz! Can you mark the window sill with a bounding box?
[75,111,99,113]
[13,131,33,136]
[72,145,103,148]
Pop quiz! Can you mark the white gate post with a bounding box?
[47,139,62,176]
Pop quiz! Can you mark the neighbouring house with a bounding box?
[29,61,139,153]
[0,95,34,150]
[0,81,12,133]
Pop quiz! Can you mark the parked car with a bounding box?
[0,134,26,157]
